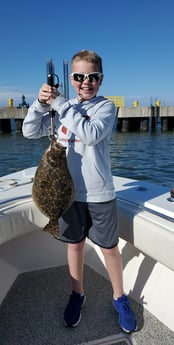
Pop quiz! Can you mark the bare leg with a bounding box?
[67,239,86,294]
[100,245,124,299]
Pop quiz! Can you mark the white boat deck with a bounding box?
[0,167,174,344]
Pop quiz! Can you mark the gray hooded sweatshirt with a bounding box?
[22,95,116,203]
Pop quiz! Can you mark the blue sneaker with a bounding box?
[64,291,86,327]
[113,294,137,333]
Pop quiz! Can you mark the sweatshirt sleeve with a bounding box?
[22,96,66,139]
[51,97,116,146]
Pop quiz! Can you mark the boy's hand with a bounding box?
[38,84,60,104]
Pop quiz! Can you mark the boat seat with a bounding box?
[0,168,48,246]
[113,176,174,271]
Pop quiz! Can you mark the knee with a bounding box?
[100,245,120,257]
[68,240,85,252]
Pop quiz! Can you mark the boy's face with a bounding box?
[70,61,103,101]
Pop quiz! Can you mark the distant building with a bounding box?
[106,96,125,107]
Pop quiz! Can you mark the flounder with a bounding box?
[32,138,74,239]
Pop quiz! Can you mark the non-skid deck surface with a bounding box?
[0,265,173,345]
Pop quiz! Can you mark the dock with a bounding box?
[0,96,29,133]
[0,103,174,133]
[0,107,28,133]
[117,105,174,132]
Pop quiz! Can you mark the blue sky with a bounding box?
[0,0,174,107]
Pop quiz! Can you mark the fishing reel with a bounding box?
[47,59,59,88]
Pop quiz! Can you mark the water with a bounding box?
[0,128,174,188]
[0,133,48,177]
[110,130,174,187]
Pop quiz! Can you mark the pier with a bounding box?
[0,108,28,133]
[117,105,174,132]
[0,96,29,133]
[0,98,174,133]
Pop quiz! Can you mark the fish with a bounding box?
[32,138,75,239]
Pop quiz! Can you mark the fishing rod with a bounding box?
[47,59,59,138]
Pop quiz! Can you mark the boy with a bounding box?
[22,50,137,333]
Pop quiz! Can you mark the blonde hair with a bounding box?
[71,50,103,73]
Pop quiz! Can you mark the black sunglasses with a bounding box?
[71,72,102,83]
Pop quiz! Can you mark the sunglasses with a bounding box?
[71,72,102,83]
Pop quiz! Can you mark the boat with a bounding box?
[0,167,174,345]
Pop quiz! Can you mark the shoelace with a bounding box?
[118,297,131,312]
[122,302,130,312]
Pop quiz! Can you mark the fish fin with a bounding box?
[43,222,60,239]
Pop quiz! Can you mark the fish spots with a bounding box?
[32,139,75,239]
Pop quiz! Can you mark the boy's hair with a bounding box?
[71,50,103,73]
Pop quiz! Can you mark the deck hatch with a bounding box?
[75,333,134,345]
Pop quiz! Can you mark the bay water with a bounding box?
[0,125,174,189]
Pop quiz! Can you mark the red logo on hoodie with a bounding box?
[62,126,67,134]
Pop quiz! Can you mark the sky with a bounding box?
[0,0,174,107]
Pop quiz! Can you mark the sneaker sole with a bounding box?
[120,323,138,333]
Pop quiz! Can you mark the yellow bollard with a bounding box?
[8,98,14,107]
[134,100,139,107]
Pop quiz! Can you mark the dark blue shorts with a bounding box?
[58,198,119,248]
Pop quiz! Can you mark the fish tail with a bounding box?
[43,222,60,240]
